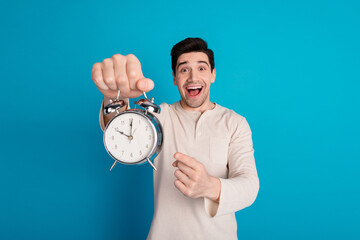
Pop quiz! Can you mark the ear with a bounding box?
[173,72,177,86]
[210,68,216,83]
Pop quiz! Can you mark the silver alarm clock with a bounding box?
[103,91,163,171]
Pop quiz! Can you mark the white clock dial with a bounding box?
[104,112,156,164]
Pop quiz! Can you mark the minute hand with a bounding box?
[130,119,133,136]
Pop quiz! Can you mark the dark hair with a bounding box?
[171,38,215,75]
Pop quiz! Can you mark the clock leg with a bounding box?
[147,158,157,171]
[110,160,117,171]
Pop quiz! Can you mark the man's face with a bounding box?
[173,52,216,110]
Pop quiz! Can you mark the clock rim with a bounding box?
[103,110,160,165]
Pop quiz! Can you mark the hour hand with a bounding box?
[115,128,130,138]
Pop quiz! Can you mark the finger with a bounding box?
[102,58,117,91]
[126,54,143,90]
[174,169,191,187]
[174,152,198,170]
[177,161,195,179]
[174,179,188,195]
[92,63,109,90]
[136,78,155,92]
[112,54,130,94]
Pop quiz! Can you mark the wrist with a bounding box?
[206,176,221,203]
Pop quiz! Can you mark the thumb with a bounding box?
[137,78,154,92]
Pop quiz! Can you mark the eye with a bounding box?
[199,66,206,71]
[180,68,189,73]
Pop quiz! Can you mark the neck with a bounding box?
[179,99,215,113]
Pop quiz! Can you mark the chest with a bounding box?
[159,113,231,177]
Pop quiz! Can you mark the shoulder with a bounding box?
[214,103,246,124]
[153,102,177,124]
[214,103,252,136]
[159,102,169,111]
[159,102,175,114]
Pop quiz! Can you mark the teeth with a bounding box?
[187,86,202,90]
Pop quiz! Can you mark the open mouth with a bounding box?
[185,85,203,97]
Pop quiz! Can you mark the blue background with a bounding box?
[1,0,359,239]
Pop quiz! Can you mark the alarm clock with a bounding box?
[103,91,163,171]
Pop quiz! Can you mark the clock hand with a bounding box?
[115,129,131,138]
[130,119,133,136]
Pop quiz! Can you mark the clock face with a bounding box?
[104,112,156,164]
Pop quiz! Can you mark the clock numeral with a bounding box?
[130,153,133,158]
[139,119,141,125]
[121,150,124,155]
[145,126,148,131]
[121,121,125,125]
[114,144,117,149]
[139,150,142,155]
[146,144,148,149]
[111,136,114,140]
[148,135,151,140]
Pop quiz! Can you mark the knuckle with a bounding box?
[187,189,193,197]
[112,53,124,60]
[116,75,127,84]
[104,76,115,84]
[112,54,125,65]
[93,76,102,85]
[194,174,200,182]
[126,53,136,60]
[126,54,140,64]
[102,58,113,64]
[92,62,101,71]
[128,70,138,79]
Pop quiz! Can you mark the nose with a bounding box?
[189,68,200,81]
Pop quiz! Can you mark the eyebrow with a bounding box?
[177,61,210,70]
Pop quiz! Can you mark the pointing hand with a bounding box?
[172,152,221,202]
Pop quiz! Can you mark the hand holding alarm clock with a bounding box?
[91,54,162,171]
[91,53,154,100]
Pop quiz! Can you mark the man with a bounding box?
[91,38,259,239]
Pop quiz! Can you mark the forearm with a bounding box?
[204,171,259,218]
[218,172,259,211]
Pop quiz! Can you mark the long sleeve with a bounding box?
[99,100,106,131]
[205,117,260,217]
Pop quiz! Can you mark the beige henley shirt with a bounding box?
[99,101,259,240]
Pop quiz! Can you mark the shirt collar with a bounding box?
[174,101,219,116]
